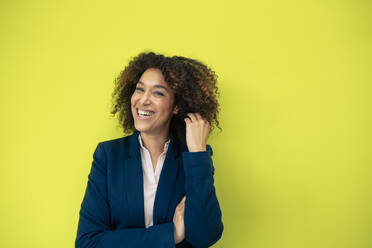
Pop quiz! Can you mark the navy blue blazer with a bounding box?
[75,130,223,248]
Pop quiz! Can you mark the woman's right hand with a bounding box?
[173,195,186,244]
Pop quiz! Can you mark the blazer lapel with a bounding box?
[123,130,145,228]
[123,130,183,227]
[153,130,181,225]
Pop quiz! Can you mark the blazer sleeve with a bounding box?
[182,145,224,248]
[75,142,175,248]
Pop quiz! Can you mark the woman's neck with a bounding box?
[139,130,170,155]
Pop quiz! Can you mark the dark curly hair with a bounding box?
[110,50,222,144]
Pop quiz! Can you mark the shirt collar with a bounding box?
[138,133,171,152]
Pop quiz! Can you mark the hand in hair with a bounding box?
[184,112,210,152]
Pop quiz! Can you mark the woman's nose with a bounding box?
[139,92,151,104]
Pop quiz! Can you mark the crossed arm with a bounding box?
[75,143,223,248]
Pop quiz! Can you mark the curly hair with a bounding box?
[110,51,222,144]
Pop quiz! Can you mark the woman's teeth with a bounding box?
[138,110,154,116]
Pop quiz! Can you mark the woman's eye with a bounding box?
[136,87,143,91]
[155,92,164,96]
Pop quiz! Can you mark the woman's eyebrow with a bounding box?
[138,81,168,91]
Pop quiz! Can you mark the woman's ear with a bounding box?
[173,105,179,115]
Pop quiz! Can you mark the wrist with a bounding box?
[188,146,206,152]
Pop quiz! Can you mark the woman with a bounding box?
[75,51,223,248]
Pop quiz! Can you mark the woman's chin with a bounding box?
[134,126,147,132]
[134,123,153,133]
[134,124,169,135]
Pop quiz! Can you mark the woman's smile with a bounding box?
[136,108,156,120]
[130,68,178,135]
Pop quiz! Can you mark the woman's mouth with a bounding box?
[136,109,155,120]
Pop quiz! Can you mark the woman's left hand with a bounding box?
[184,113,210,152]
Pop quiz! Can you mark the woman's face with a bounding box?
[131,68,178,136]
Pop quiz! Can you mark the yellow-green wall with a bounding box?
[1,0,370,247]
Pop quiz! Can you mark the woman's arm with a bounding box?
[182,145,224,248]
[75,143,175,248]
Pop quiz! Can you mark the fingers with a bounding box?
[179,203,185,211]
[194,113,203,121]
[177,196,186,206]
[176,196,186,208]
[185,113,197,122]
[180,196,186,210]
[185,113,208,123]
[184,117,191,125]
[175,196,186,219]
[195,113,209,125]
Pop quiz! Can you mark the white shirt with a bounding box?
[138,133,170,228]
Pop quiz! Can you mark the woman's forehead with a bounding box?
[137,80,169,92]
[138,69,170,89]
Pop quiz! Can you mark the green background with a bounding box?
[1,0,371,247]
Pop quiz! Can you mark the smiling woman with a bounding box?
[110,51,222,144]
[130,68,178,141]
[75,51,224,248]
